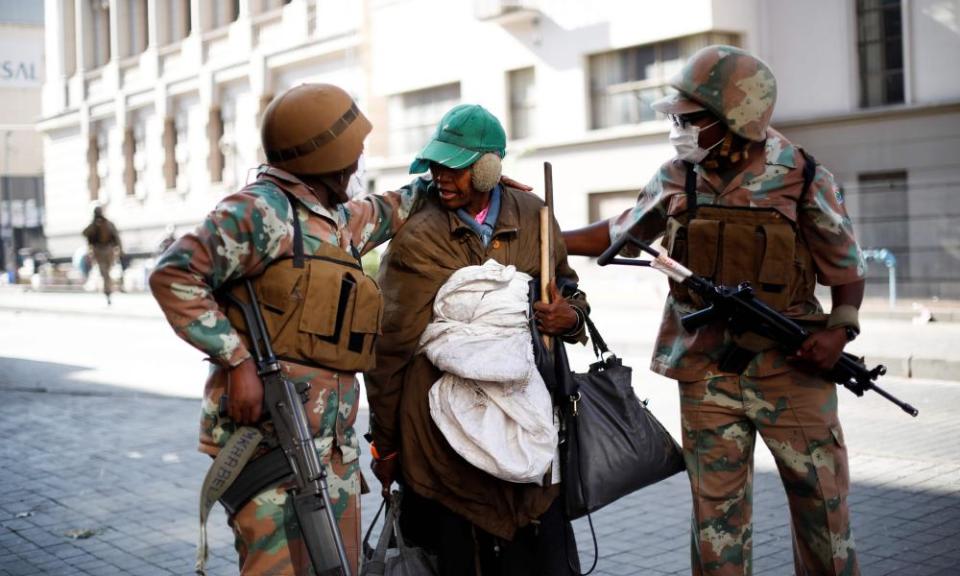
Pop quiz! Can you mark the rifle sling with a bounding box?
[219,446,294,517]
[196,426,264,575]
[717,345,756,375]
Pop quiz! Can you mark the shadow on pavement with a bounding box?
[0,356,172,398]
[2,390,958,575]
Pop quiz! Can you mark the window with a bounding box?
[210,0,240,29]
[508,67,535,140]
[89,0,111,67]
[857,0,904,107]
[588,190,638,223]
[854,171,909,276]
[132,120,148,197]
[163,0,192,45]
[588,33,739,129]
[256,0,292,12]
[87,133,100,201]
[388,83,461,157]
[174,110,190,194]
[208,106,224,184]
[163,117,177,190]
[125,0,149,56]
[123,127,136,196]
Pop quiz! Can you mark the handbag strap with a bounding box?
[581,313,610,359]
[361,496,397,574]
[564,411,600,576]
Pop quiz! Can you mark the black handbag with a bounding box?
[556,314,686,519]
[527,281,685,519]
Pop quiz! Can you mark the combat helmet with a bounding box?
[260,83,372,175]
[652,45,777,142]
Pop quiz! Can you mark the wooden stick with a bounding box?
[540,161,555,350]
[540,206,552,350]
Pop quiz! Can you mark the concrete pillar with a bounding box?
[75,0,88,72]
[43,0,67,112]
[108,0,121,63]
[147,0,160,49]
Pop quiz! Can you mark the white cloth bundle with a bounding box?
[419,259,557,484]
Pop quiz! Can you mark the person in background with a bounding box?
[82,206,122,304]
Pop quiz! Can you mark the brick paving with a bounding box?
[1,288,959,575]
[1,376,957,575]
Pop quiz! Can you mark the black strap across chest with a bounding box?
[281,191,362,270]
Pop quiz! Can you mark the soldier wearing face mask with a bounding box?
[149,83,435,575]
[564,46,865,576]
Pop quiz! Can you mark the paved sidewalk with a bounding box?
[1,385,957,576]
[1,285,959,575]
[6,281,958,382]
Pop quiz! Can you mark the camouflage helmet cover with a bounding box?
[653,45,777,142]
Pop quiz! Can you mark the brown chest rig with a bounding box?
[220,195,383,373]
[665,152,818,317]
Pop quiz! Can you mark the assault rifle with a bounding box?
[598,231,918,417]
[224,281,353,576]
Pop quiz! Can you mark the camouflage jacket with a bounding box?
[610,128,865,381]
[83,217,121,248]
[150,165,425,458]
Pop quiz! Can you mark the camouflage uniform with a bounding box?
[611,46,865,576]
[83,211,121,299]
[151,165,424,575]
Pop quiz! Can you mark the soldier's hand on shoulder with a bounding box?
[499,174,533,191]
[789,328,847,373]
[227,358,264,424]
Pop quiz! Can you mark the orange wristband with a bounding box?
[370,442,397,462]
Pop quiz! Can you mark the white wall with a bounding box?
[42,124,88,256]
[760,0,857,120]
[0,22,44,176]
[911,0,960,103]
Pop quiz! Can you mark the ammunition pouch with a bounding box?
[220,191,383,373]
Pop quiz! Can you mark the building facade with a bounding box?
[1,1,45,280]
[40,0,960,299]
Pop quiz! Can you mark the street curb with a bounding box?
[3,293,957,384]
[865,355,960,381]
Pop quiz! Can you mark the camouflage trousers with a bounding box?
[679,369,859,576]
[227,448,361,576]
[91,245,116,296]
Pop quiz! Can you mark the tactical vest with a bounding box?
[220,193,383,373]
[665,151,818,314]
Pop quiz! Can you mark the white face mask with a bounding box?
[669,119,721,163]
[345,153,367,200]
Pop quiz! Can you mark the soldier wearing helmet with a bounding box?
[82,205,123,305]
[564,46,865,576]
[150,83,435,575]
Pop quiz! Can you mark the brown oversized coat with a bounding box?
[365,183,587,540]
